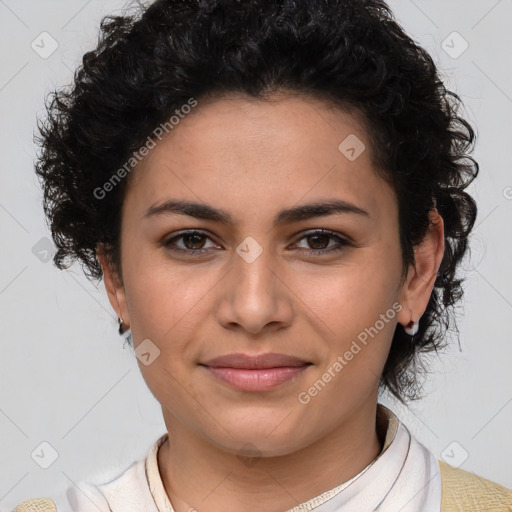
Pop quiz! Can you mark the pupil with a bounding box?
[185,234,205,249]
[309,234,328,249]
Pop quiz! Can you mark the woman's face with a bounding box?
[100,92,441,457]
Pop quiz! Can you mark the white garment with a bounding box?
[50,404,442,512]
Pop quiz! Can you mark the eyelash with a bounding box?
[162,229,351,256]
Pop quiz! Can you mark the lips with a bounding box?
[200,352,312,369]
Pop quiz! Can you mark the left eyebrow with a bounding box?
[143,198,370,227]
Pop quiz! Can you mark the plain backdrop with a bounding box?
[1,0,511,509]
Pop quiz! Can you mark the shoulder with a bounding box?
[439,460,512,511]
[12,458,157,512]
[13,498,60,512]
[12,479,111,512]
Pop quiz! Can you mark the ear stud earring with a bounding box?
[404,319,419,337]
[118,316,131,338]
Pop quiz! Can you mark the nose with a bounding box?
[215,244,294,335]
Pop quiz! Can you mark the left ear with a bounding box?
[396,208,445,327]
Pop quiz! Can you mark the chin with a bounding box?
[203,420,310,458]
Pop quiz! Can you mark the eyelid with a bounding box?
[292,228,351,245]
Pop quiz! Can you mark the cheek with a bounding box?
[296,259,398,328]
[123,261,209,402]
[123,251,218,347]
[296,259,399,373]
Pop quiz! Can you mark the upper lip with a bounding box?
[200,353,312,369]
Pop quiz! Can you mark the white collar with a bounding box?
[144,403,442,512]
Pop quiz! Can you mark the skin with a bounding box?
[98,91,444,512]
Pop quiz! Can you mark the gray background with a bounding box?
[1,0,511,509]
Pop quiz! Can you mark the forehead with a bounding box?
[123,92,395,226]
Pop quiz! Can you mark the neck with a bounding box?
[157,400,385,512]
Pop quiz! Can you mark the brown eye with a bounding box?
[163,230,218,254]
[294,230,351,254]
[306,233,331,250]
[180,232,207,250]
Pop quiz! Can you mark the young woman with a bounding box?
[15,0,512,511]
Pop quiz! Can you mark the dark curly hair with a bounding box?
[34,0,479,404]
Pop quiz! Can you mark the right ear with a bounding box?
[96,243,131,326]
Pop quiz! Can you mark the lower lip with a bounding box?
[201,365,311,392]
